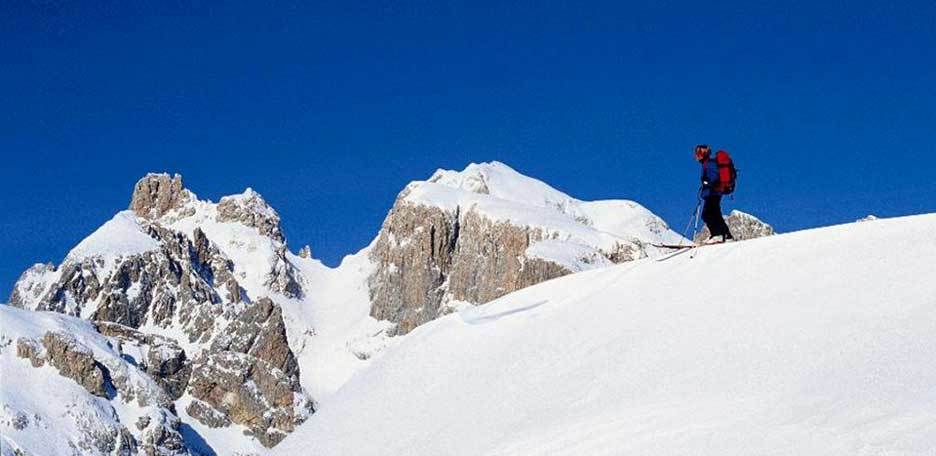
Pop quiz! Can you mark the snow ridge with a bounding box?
[404,161,685,269]
[276,213,936,456]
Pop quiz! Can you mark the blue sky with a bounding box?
[3,1,935,297]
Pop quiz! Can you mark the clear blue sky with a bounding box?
[3,1,935,298]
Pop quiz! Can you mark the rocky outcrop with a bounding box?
[8,263,56,308]
[216,188,284,242]
[17,332,109,397]
[694,210,776,243]
[130,173,193,220]
[266,245,303,298]
[369,201,641,335]
[5,306,190,456]
[9,174,313,450]
[135,410,188,456]
[187,297,311,447]
[95,322,192,399]
[12,222,243,345]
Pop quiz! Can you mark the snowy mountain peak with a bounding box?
[368,161,684,334]
[216,186,284,242]
[423,161,575,212]
[400,161,681,247]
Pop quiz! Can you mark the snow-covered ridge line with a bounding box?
[275,213,936,455]
[402,161,685,258]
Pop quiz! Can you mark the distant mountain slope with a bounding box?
[0,306,189,456]
[368,161,684,333]
[276,214,936,456]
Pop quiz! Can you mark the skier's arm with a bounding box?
[702,162,720,188]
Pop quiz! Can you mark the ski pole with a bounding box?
[681,198,703,243]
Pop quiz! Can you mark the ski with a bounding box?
[655,247,693,262]
[651,243,699,249]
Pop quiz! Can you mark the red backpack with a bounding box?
[714,150,738,195]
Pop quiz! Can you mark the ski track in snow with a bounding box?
[275,214,936,456]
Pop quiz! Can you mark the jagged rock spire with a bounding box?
[129,173,193,220]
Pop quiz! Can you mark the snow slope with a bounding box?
[66,211,161,262]
[276,214,936,455]
[0,306,184,456]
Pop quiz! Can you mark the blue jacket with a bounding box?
[699,159,721,198]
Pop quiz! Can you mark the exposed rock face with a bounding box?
[95,322,192,399]
[694,210,776,243]
[4,306,190,456]
[130,173,193,220]
[187,297,310,447]
[267,245,303,299]
[8,263,55,307]
[136,410,188,456]
[12,224,233,345]
[17,332,109,397]
[217,188,285,242]
[10,174,313,450]
[369,201,641,335]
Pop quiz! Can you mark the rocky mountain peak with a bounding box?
[694,210,776,243]
[216,187,284,242]
[369,162,684,334]
[129,173,194,220]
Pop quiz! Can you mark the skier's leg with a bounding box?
[701,196,721,237]
[710,196,734,239]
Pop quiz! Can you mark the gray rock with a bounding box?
[8,263,56,309]
[216,188,284,242]
[368,200,643,335]
[130,173,193,220]
[9,175,316,450]
[266,246,302,299]
[94,322,192,400]
[185,399,231,428]
[16,338,44,368]
[17,332,110,398]
[136,410,189,456]
[694,210,776,243]
[187,297,311,447]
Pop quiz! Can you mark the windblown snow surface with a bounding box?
[276,213,936,456]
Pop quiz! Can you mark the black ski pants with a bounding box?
[701,195,733,239]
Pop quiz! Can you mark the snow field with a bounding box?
[276,214,936,455]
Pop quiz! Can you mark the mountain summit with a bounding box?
[370,161,685,333]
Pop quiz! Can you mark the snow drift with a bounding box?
[276,213,936,455]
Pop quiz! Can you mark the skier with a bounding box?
[695,144,734,244]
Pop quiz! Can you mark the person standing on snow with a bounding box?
[695,144,734,244]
